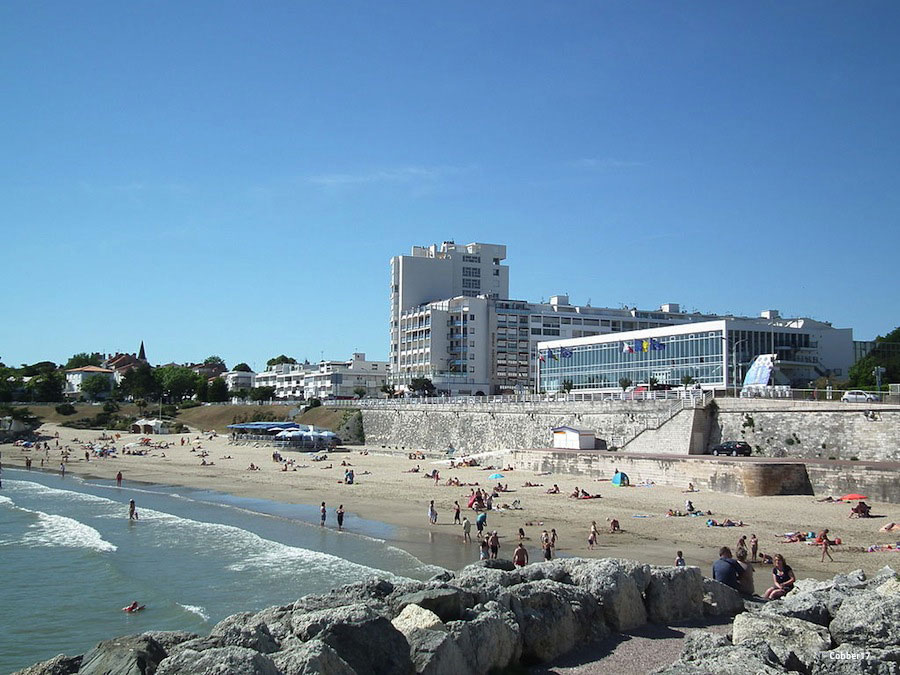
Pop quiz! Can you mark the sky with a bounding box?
[2,2,898,371]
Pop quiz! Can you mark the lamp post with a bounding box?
[723,337,748,398]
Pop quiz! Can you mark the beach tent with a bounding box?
[611,471,630,487]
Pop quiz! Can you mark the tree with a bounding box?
[267,355,297,367]
[848,326,900,389]
[135,399,147,416]
[208,378,229,402]
[155,365,201,402]
[353,386,367,399]
[21,361,58,377]
[249,386,276,402]
[203,355,226,368]
[681,375,696,390]
[648,376,659,391]
[65,352,102,369]
[409,378,436,397]
[233,362,252,372]
[195,377,209,401]
[121,364,161,400]
[619,377,633,392]
[81,374,112,401]
[26,371,64,402]
[0,366,20,402]
[380,383,397,398]
[561,379,574,394]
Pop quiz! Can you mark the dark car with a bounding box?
[709,441,752,457]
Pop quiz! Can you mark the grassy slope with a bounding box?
[174,405,296,433]
[295,406,356,432]
[11,403,141,426]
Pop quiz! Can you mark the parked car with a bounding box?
[708,441,752,456]
[841,390,880,403]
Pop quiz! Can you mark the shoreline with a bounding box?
[3,423,900,582]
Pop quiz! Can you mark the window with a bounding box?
[462,267,481,277]
[462,255,481,263]
[531,316,540,323]
[493,269,499,276]
[470,314,475,320]
[462,278,480,289]
[562,318,571,324]
[531,328,542,335]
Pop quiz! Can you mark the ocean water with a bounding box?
[0,468,463,673]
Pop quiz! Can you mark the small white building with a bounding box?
[222,370,256,392]
[65,366,116,398]
[551,426,596,450]
[131,418,169,434]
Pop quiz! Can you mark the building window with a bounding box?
[493,269,499,276]
[462,255,481,263]
[462,267,481,277]
[462,279,480,290]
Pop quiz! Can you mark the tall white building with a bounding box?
[390,241,508,382]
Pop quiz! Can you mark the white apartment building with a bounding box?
[64,366,117,398]
[390,241,509,383]
[222,370,256,392]
[303,353,389,400]
[254,362,315,399]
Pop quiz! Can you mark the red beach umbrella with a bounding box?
[840,494,868,501]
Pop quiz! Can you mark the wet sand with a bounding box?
[4,423,900,582]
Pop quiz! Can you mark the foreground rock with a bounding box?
[15,560,900,675]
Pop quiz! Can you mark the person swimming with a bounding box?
[122,601,145,612]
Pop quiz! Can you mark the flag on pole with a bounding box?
[538,351,545,363]
[623,342,635,354]
[642,340,650,352]
[548,348,559,361]
[650,338,666,351]
[633,339,642,353]
[560,347,573,358]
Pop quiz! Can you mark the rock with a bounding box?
[655,629,784,675]
[287,603,413,675]
[78,635,167,675]
[509,560,574,585]
[139,632,199,655]
[501,579,607,663]
[875,578,900,597]
[761,588,833,626]
[428,570,455,583]
[830,590,900,649]
[568,559,651,630]
[466,559,516,572]
[733,612,832,672]
[811,643,900,675]
[446,601,522,675]
[395,587,473,622]
[404,628,468,675]
[702,578,745,617]
[452,566,517,605]
[208,612,279,653]
[155,647,280,675]
[247,603,296,644]
[644,566,704,624]
[392,604,446,635]
[290,578,405,616]
[270,640,355,675]
[12,654,83,675]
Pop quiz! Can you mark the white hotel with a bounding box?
[254,354,388,400]
[390,240,861,396]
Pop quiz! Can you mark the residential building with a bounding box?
[102,341,149,384]
[303,353,389,399]
[222,370,256,392]
[254,362,315,399]
[188,362,227,379]
[65,366,117,398]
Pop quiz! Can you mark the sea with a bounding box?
[0,468,469,673]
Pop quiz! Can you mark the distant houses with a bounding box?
[64,366,116,398]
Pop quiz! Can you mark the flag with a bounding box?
[623,342,635,354]
[642,340,650,352]
[633,339,642,353]
[548,348,559,361]
[650,338,666,351]
[560,347,573,358]
[538,351,545,363]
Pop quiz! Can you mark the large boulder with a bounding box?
[466,559,516,572]
[501,579,607,663]
[568,558,650,630]
[12,654,83,675]
[139,632,199,655]
[395,587,473,622]
[392,604,446,635]
[733,612,832,672]
[655,630,784,675]
[208,612,279,653]
[702,578,745,617]
[403,628,469,675]
[452,566,517,604]
[270,640,355,675]
[830,590,900,649]
[509,560,574,585]
[156,647,280,675]
[446,601,522,675]
[78,635,167,675]
[644,566,704,624]
[761,588,833,626]
[811,644,900,675]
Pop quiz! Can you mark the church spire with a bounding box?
[138,341,147,362]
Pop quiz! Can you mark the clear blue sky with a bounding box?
[2,2,898,371]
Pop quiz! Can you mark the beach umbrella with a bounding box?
[489,473,504,480]
[840,494,868,501]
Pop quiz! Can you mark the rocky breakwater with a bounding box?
[657,565,899,674]
[15,558,897,675]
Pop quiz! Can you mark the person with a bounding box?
[674,550,685,567]
[453,501,461,524]
[488,531,500,559]
[116,471,123,487]
[123,601,144,612]
[320,502,327,527]
[550,528,558,549]
[712,547,742,590]
[588,524,597,550]
[128,499,138,521]
[513,542,529,567]
[479,538,490,560]
[849,502,871,518]
[736,535,748,558]
[543,540,553,561]
[818,530,834,562]
[735,549,755,596]
[749,533,759,562]
[685,482,695,492]
[764,554,795,600]
[428,500,438,525]
[475,511,487,538]
[336,504,345,530]
[546,484,560,494]
[60,462,66,477]
[462,516,472,543]
[685,500,695,513]
[608,518,620,533]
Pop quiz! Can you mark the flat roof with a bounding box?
[227,422,299,430]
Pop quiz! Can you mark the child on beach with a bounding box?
[428,500,438,525]
[674,551,685,567]
[479,539,490,560]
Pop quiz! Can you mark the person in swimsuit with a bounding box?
[764,554,796,600]
[320,502,327,526]
[513,542,529,567]
[336,504,345,530]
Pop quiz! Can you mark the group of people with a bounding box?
[712,546,796,600]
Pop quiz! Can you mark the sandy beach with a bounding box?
[4,423,899,584]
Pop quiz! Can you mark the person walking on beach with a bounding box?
[128,499,138,520]
[543,540,553,561]
[428,500,438,525]
[479,538,490,560]
[588,522,598,550]
[336,504,345,531]
[475,511,487,539]
[320,502,327,527]
[116,471,123,488]
[513,542,529,567]
[550,528,558,550]
[462,516,472,543]
[453,501,461,524]
[749,534,759,562]
[488,531,500,559]
[60,462,66,477]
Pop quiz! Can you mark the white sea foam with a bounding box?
[21,511,117,553]
[0,495,14,508]
[178,604,210,621]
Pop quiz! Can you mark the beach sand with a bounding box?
[4,423,899,584]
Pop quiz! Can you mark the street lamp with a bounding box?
[722,337,749,398]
